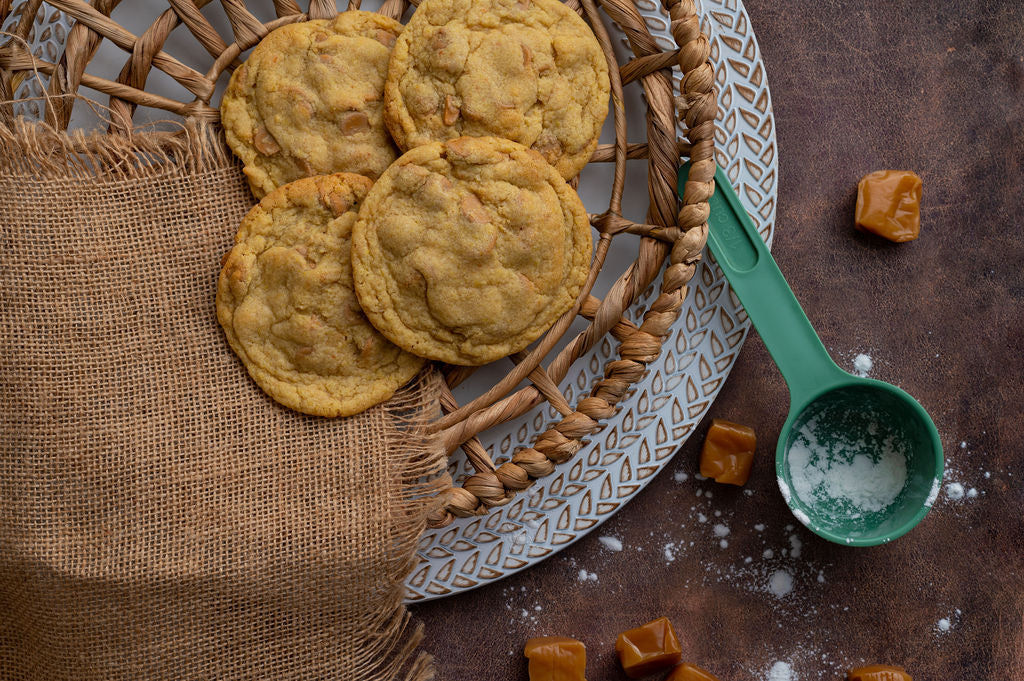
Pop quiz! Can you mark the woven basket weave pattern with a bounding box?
[0,0,717,529]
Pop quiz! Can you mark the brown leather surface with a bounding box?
[414,1,1024,679]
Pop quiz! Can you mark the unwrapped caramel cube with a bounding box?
[615,617,682,678]
[700,418,756,486]
[847,664,912,681]
[855,170,922,242]
[524,636,586,681]
[666,663,722,681]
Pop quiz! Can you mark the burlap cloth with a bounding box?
[0,119,446,681]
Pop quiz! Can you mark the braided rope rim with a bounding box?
[0,0,717,529]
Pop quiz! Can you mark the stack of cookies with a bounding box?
[217,0,610,417]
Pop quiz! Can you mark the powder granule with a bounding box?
[853,353,873,377]
[768,660,795,680]
[577,569,597,582]
[769,570,794,597]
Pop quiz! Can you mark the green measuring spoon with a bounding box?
[680,166,943,546]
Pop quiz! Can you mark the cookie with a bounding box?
[217,173,425,416]
[221,12,403,198]
[384,0,610,180]
[352,136,592,366]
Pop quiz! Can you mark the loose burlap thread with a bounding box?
[0,118,446,681]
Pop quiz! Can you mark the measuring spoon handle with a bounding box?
[691,166,847,404]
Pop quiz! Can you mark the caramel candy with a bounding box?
[847,664,912,681]
[666,663,721,681]
[524,636,586,681]
[615,617,682,678]
[700,418,756,486]
[855,170,922,242]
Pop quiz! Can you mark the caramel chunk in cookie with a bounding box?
[217,174,425,416]
[221,12,403,198]
[384,0,610,180]
[352,137,593,365]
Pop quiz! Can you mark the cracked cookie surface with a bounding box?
[221,12,403,198]
[384,0,610,180]
[217,173,425,416]
[352,137,592,366]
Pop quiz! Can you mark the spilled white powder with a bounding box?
[967,487,978,498]
[945,482,965,501]
[763,549,774,559]
[768,660,795,680]
[937,618,951,632]
[853,353,873,377]
[769,569,794,597]
[598,536,623,552]
[719,540,729,549]
[577,569,598,582]
[697,513,708,523]
[713,523,730,538]
[787,417,907,517]
[754,523,766,532]
[788,535,803,559]
[673,470,689,483]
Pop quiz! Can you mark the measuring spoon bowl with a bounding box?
[777,380,943,545]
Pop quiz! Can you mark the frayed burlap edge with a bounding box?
[0,118,448,681]
[354,368,448,681]
[0,116,231,181]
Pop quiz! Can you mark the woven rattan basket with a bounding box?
[0,0,717,528]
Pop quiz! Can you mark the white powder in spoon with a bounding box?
[787,417,907,517]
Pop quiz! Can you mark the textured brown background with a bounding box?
[415,1,1024,679]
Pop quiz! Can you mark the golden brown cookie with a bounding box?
[221,12,403,198]
[351,137,592,366]
[217,173,425,416]
[384,0,610,180]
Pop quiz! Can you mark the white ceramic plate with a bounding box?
[3,0,776,602]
